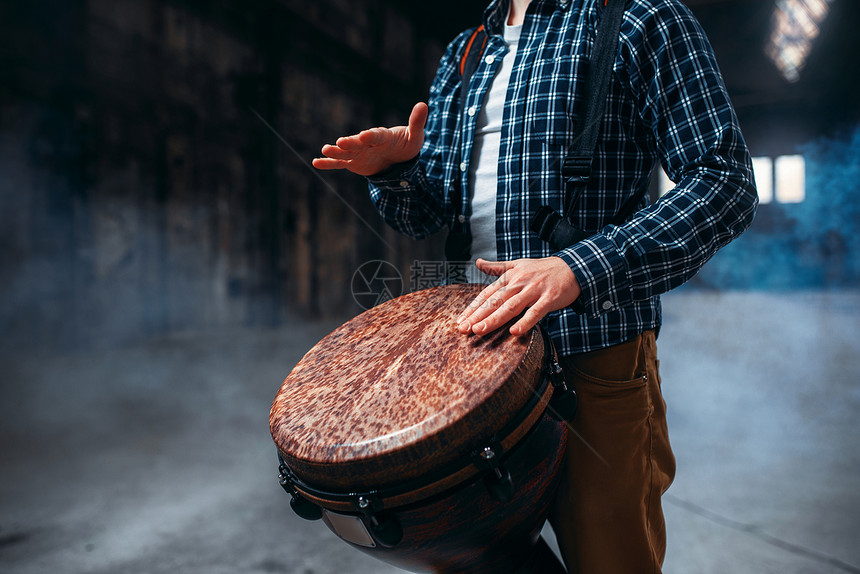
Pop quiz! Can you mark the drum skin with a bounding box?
[270,284,545,492]
[269,284,568,574]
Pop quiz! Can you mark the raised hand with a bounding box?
[456,257,582,337]
[311,102,429,176]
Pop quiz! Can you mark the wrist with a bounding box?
[368,155,420,179]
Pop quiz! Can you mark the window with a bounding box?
[752,157,774,204]
[766,0,834,83]
[753,155,806,205]
[774,154,806,203]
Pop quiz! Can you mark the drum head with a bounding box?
[269,284,544,492]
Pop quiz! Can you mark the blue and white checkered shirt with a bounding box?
[368,0,758,355]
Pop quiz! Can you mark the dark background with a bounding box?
[1,0,859,351]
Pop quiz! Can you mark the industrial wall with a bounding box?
[1,0,465,350]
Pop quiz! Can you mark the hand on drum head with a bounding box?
[311,102,428,177]
[456,257,581,337]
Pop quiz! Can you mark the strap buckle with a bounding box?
[561,154,592,185]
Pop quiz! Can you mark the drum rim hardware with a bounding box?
[473,442,515,503]
[278,460,323,521]
[275,364,552,514]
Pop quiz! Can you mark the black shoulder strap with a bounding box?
[460,25,488,107]
[562,0,633,219]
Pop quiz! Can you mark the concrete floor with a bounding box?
[1,289,859,574]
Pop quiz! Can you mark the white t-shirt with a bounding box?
[468,22,523,265]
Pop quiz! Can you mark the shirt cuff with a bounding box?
[554,233,633,318]
[366,157,422,197]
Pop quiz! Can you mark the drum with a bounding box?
[269,284,572,573]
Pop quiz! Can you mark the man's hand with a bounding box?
[311,102,429,176]
[456,257,581,337]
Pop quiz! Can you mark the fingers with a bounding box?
[325,128,391,150]
[355,128,392,147]
[339,132,377,150]
[509,303,550,337]
[455,257,582,338]
[313,102,426,174]
[475,258,512,277]
[311,157,347,170]
[463,291,535,337]
[312,142,357,171]
[320,144,355,160]
[408,102,429,137]
[456,270,507,324]
[455,259,514,332]
[313,136,372,171]
[457,280,518,335]
[455,290,502,333]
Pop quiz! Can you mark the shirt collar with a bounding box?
[482,0,509,35]
[483,0,571,36]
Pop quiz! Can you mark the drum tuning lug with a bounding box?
[369,514,403,548]
[289,493,323,521]
[277,460,322,521]
[542,349,578,421]
[354,494,403,548]
[540,325,571,396]
[472,443,504,472]
[473,444,515,503]
[549,359,567,389]
[354,493,384,514]
[483,465,515,503]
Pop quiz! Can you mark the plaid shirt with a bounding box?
[368,0,757,355]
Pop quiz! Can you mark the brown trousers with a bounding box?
[548,331,676,574]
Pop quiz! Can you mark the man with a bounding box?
[313,0,757,571]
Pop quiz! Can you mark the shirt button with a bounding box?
[458,214,467,223]
[602,301,613,311]
[467,106,477,117]
[460,162,467,172]
[399,180,409,188]
[485,55,495,65]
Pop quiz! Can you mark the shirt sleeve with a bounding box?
[555,1,758,318]
[366,30,473,240]
[366,157,446,240]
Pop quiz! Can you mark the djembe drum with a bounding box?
[269,284,575,573]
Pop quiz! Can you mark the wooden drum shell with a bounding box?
[269,284,568,573]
